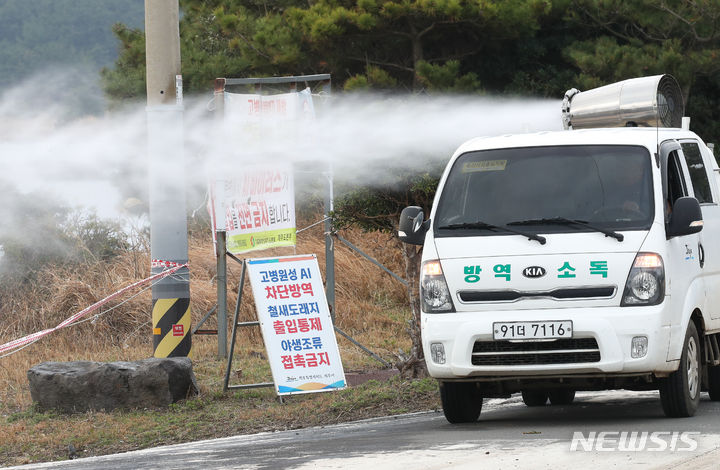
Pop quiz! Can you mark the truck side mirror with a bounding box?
[398,206,428,245]
[667,196,704,238]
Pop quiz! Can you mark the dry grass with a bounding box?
[0,218,412,412]
[0,218,438,467]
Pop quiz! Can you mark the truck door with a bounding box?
[679,140,720,321]
[662,142,704,329]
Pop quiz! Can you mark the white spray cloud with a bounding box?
[0,67,565,228]
[0,67,145,221]
[193,91,564,189]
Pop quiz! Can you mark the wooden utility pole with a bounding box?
[145,0,191,357]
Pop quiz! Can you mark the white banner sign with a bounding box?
[224,87,315,123]
[211,164,296,254]
[247,254,346,395]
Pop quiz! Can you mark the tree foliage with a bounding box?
[566,0,720,140]
[100,24,148,103]
[333,165,439,234]
[284,0,552,91]
[102,0,720,141]
[102,0,562,98]
[568,0,720,84]
[102,0,720,135]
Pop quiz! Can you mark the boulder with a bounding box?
[27,357,198,413]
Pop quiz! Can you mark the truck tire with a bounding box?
[439,381,483,423]
[659,321,701,417]
[708,365,720,401]
[521,390,548,407]
[548,389,576,405]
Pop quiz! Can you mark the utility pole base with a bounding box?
[152,297,192,358]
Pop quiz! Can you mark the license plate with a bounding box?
[493,321,572,340]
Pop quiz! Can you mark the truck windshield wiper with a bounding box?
[507,217,624,242]
[438,221,546,245]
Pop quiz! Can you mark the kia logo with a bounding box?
[523,266,546,278]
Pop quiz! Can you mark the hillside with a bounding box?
[0,0,144,88]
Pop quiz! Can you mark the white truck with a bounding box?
[399,75,720,423]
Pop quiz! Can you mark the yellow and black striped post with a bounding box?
[152,296,191,358]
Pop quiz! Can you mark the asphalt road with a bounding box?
[8,390,720,470]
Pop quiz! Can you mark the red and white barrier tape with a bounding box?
[0,263,188,355]
[151,259,185,269]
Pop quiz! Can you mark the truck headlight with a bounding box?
[421,260,455,313]
[621,253,665,306]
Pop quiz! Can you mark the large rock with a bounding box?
[27,357,198,413]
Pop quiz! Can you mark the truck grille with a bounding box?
[471,337,601,366]
[458,287,615,303]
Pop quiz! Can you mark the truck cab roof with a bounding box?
[454,127,705,157]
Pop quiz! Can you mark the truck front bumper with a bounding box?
[422,305,677,379]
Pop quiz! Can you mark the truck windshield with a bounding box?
[434,145,654,237]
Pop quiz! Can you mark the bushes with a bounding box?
[0,190,129,284]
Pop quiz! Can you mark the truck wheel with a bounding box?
[708,365,720,401]
[548,389,576,405]
[439,381,483,423]
[659,321,701,417]
[521,390,548,406]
